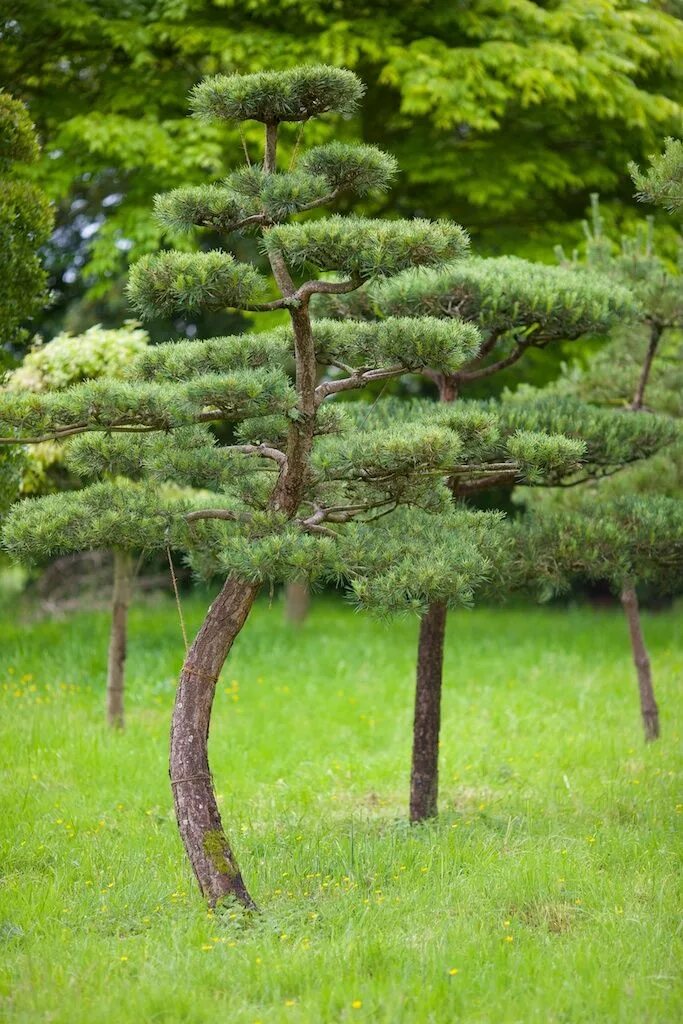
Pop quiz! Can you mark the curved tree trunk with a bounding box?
[170,575,261,908]
[620,585,660,742]
[106,548,133,729]
[284,580,310,625]
[410,602,448,822]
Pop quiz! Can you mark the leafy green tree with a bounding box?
[318,256,676,820]
[5,323,150,728]
[3,0,682,313]
[0,92,53,355]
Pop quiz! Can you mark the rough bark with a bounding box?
[284,580,310,625]
[620,585,660,742]
[168,120,321,908]
[410,603,448,822]
[409,372,458,822]
[170,576,261,908]
[106,548,133,729]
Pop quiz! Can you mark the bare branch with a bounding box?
[185,508,251,524]
[315,364,405,402]
[232,443,287,466]
[296,274,363,301]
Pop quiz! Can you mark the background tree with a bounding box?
[518,192,682,741]
[3,1,682,335]
[0,92,53,359]
[319,255,676,820]
[518,495,683,741]
[4,323,150,728]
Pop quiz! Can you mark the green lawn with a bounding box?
[0,595,681,1023]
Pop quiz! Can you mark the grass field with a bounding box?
[0,593,681,1023]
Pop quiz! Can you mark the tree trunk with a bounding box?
[284,580,310,625]
[170,575,261,908]
[410,602,448,822]
[630,323,662,411]
[620,585,660,742]
[106,548,133,729]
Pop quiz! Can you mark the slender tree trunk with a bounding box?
[620,585,660,742]
[630,323,662,411]
[170,576,261,908]
[284,580,310,625]
[409,373,457,823]
[410,602,448,822]
[106,548,133,729]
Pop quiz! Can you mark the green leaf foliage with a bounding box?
[7,323,149,392]
[0,93,53,351]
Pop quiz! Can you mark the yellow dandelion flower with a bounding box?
[352,999,362,1008]
[448,968,459,976]
[504,935,514,943]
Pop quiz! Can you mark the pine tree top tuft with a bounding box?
[189,65,364,125]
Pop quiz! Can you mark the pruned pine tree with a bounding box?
[320,256,675,821]
[630,137,683,214]
[522,201,683,741]
[4,324,150,729]
[0,64,513,909]
[517,496,683,741]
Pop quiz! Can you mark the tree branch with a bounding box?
[232,443,287,466]
[296,274,363,301]
[455,341,529,383]
[184,508,251,524]
[315,364,405,402]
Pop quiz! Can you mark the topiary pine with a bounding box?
[516,495,683,742]
[0,65,509,910]
[320,253,676,821]
[4,323,153,729]
[521,198,683,741]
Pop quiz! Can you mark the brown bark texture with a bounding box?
[630,323,662,411]
[410,602,448,822]
[409,371,458,822]
[106,548,133,729]
[170,576,261,908]
[620,585,660,742]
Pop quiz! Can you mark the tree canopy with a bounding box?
[3,0,683,323]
